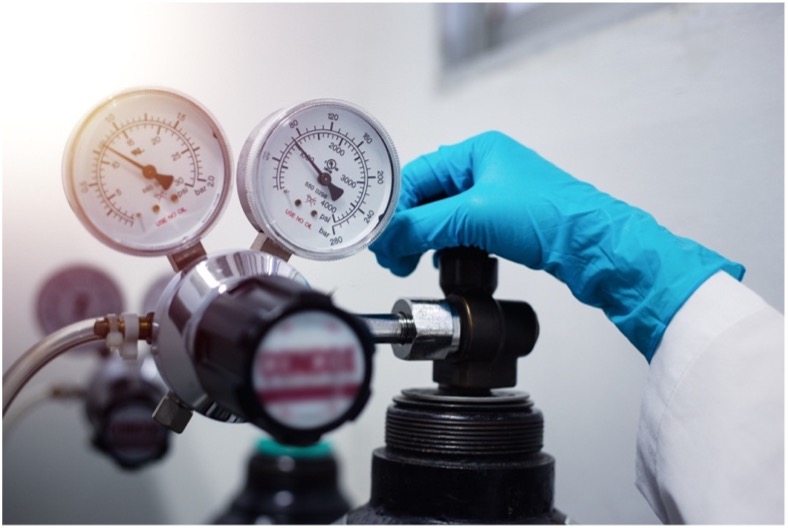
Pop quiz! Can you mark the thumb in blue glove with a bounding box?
[369,131,744,361]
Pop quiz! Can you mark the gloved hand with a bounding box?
[370,131,744,361]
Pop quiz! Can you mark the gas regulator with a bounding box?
[6,87,565,523]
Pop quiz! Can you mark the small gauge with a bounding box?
[63,87,233,257]
[237,99,400,260]
[36,265,124,335]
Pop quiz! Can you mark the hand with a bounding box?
[370,131,744,360]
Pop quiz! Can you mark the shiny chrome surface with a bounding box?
[152,250,306,422]
[390,299,460,361]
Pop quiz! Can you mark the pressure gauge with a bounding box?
[63,87,232,257]
[36,264,124,335]
[238,99,400,260]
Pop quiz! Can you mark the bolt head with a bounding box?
[153,393,192,434]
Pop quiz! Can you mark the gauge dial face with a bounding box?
[36,265,124,335]
[63,88,232,256]
[238,99,400,260]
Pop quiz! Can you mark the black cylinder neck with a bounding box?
[385,388,544,458]
[345,387,560,524]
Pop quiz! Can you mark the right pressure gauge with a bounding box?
[237,99,400,260]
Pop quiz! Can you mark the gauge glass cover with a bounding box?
[36,264,124,334]
[238,99,400,260]
[63,88,233,256]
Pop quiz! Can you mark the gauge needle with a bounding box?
[293,140,344,201]
[105,145,175,190]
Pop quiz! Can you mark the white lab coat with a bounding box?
[635,271,784,523]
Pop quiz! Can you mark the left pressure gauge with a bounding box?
[36,265,124,335]
[63,88,232,257]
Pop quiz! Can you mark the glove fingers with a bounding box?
[398,137,482,211]
[370,193,470,276]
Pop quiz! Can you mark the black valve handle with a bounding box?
[434,247,539,393]
[193,276,375,446]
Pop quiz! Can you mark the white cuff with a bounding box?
[635,271,784,523]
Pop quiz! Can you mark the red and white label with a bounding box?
[106,404,167,464]
[253,310,365,429]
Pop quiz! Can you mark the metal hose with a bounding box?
[3,319,102,415]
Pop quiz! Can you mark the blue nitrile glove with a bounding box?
[370,131,744,361]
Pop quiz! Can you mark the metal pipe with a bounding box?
[3,319,102,415]
[359,314,414,344]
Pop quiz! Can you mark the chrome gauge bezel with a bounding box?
[62,87,233,257]
[237,98,400,260]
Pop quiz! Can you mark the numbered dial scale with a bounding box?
[63,88,233,256]
[238,99,400,260]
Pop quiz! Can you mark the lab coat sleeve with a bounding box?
[635,271,784,524]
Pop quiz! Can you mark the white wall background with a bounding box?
[2,3,783,524]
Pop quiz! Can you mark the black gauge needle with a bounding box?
[292,140,344,201]
[105,146,175,190]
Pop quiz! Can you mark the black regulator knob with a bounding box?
[85,356,170,470]
[193,276,375,446]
